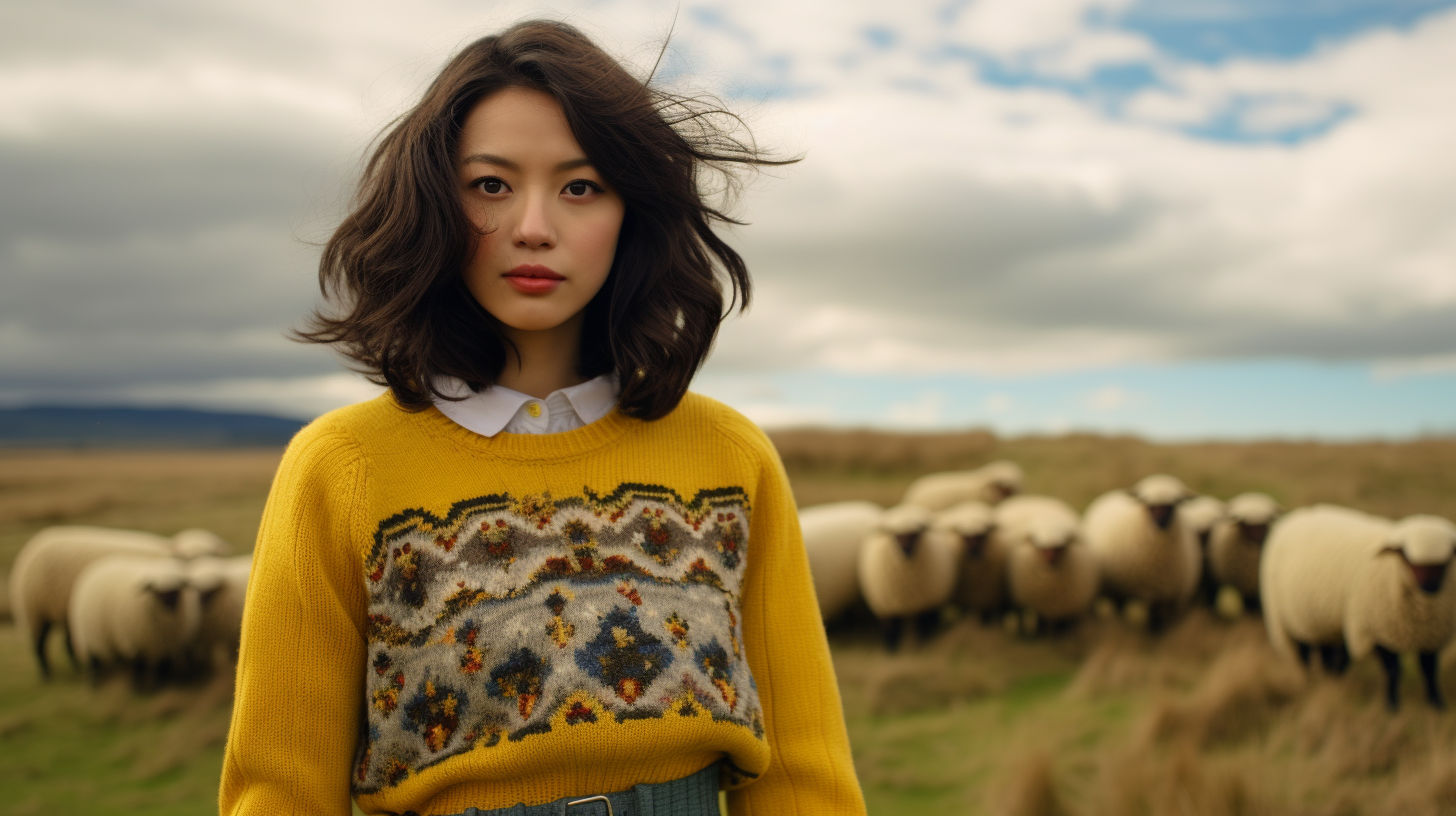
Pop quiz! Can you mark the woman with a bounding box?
[219,19,864,816]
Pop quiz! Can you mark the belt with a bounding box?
[438,761,721,816]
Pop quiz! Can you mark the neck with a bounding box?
[495,314,588,399]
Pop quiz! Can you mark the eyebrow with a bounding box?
[460,153,594,173]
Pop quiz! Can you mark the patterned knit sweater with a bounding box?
[219,392,865,816]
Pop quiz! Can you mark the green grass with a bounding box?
[0,624,231,816]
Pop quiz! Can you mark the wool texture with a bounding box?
[219,392,864,816]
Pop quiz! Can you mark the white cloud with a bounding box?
[2,0,1454,409]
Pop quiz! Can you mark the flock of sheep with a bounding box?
[802,461,1456,711]
[8,465,1455,714]
[8,526,250,688]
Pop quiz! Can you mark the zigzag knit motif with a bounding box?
[353,483,763,794]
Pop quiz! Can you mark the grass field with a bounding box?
[2,434,1455,815]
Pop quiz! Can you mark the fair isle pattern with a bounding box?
[352,484,763,794]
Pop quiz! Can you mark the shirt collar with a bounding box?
[432,374,618,438]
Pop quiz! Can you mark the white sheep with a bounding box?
[800,501,882,622]
[68,555,202,689]
[1208,492,1281,610]
[902,460,1024,512]
[172,528,232,559]
[926,501,1001,621]
[1180,495,1226,604]
[9,526,174,677]
[1262,505,1456,710]
[1002,496,1099,632]
[1083,474,1200,632]
[185,555,252,667]
[858,503,958,650]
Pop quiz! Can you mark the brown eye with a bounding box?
[477,177,507,195]
[564,180,595,197]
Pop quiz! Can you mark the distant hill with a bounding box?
[0,406,306,447]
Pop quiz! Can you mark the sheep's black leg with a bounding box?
[1197,565,1218,608]
[1295,641,1312,667]
[979,609,997,626]
[1147,603,1166,635]
[1319,643,1350,675]
[1243,594,1262,614]
[1419,650,1444,711]
[63,624,79,670]
[1375,645,1402,711]
[882,617,904,653]
[88,656,105,687]
[914,609,940,643]
[32,620,52,680]
[130,657,150,693]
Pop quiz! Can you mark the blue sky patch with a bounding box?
[1179,94,1357,145]
[1114,0,1456,64]
[696,360,1456,440]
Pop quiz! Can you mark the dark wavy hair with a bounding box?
[296,19,791,420]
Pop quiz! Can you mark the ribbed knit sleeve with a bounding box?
[724,423,866,816]
[220,421,370,816]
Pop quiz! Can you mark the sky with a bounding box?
[2,0,1454,439]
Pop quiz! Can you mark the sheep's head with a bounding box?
[143,573,188,612]
[980,461,1024,503]
[933,501,995,559]
[1028,520,1077,566]
[1181,496,1226,550]
[173,528,231,559]
[1229,493,1280,547]
[1130,474,1193,531]
[187,561,227,608]
[880,504,932,557]
[1382,515,1456,595]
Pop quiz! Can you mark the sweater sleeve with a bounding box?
[220,424,370,816]
[726,428,866,816]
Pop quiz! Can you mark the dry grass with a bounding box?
[838,611,1456,816]
[4,438,1456,815]
[770,429,1456,520]
[0,448,280,619]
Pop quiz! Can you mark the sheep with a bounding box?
[8,525,175,677]
[1180,495,1227,605]
[1208,492,1281,611]
[902,460,1023,512]
[858,503,958,651]
[68,555,202,690]
[1083,474,1200,632]
[172,528,231,559]
[800,501,883,622]
[1001,496,1099,633]
[925,501,1001,622]
[1262,505,1456,710]
[185,555,252,668]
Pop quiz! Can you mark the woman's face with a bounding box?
[457,87,625,335]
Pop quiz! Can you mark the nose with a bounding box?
[512,191,556,249]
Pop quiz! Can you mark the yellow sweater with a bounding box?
[220,392,865,816]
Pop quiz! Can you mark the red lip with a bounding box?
[504,264,564,294]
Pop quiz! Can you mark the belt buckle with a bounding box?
[564,794,613,816]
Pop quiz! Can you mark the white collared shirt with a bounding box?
[433,374,619,437]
